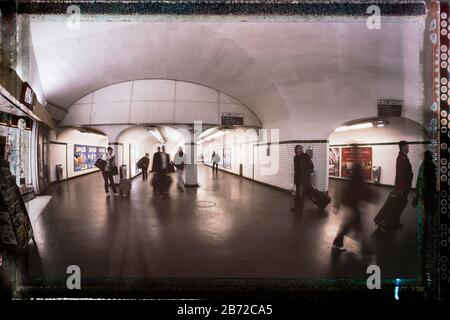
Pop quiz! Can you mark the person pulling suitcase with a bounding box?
[374,140,413,234]
[332,161,378,256]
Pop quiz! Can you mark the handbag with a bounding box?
[94,158,106,171]
[136,158,144,169]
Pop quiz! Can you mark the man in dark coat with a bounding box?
[137,153,150,181]
[151,147,162,194]
[291,145,314,213]
[151,146,171,196]
[393,140,413,228]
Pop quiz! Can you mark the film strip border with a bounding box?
[437,1,450,301]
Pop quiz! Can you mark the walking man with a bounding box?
[211,151,220,173]
[137,153,150,181]
[393,140,413,228]
[291,145,314,213]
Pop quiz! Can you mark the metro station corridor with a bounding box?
[26,165,418,281]
[0,0,439,300]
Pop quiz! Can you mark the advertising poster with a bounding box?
[341,147,372,181]
[328,147,340,177]
[74,145,87,172]
[222,148,231,169]
[74,145,105,172]
[87,146,97,169]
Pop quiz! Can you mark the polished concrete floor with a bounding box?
[26,165,418,280]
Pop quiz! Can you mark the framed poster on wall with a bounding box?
[341,147,372,181]
[328,147,340,177]
[75,145,105,172]
[74,145,88,172]
[223,148,231,169]
[87,146,97,169]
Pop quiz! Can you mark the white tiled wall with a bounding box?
[49,143,67,182]
[201,129,257,179]
[202,134,428,192]
[201,133,329,192]
[253,142,329,192]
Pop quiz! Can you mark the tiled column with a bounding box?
[184,141,198,187]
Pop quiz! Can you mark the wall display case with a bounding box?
[0,159,34,250]
[0,111,33,188]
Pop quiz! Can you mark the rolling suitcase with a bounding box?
[119,179,131,197]
[374,191,408,231]
[306,185,331,210]
[160,174,173,193]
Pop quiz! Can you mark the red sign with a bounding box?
[341,147,372,181]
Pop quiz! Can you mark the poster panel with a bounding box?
[328,147,340,177]
[87,146,97,169]
[74,145,87,172]
[341,147,372,181]
[75,145,105,172]
[223,148,231,169]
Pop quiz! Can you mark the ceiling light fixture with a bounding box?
[197,129,227,144]
[147,127,165,144]
[335,122,373,132]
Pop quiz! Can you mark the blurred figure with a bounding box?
[414,150,438,287]
[291,145,314,213]
[137,153,150,181]
[211,151,220,173]
[151,147,163,195]
[173,147,186,192]
[332,161,377,254]
[101,147,119,197]
[160,146,169,172]
[151,146,171,197]
[414,150,436,212]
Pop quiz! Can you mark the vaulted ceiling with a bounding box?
[29,16,426,139]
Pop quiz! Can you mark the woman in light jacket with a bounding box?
[102,147,119,197]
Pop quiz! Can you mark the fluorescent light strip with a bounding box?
[198,130,226,144]
[148,128,165,144]
[334,122,374,132]
[349,122,373,130]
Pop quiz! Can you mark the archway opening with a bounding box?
[327,116,431,187]
[117,125,186,179]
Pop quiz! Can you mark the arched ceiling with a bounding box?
[29,17,426,139]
